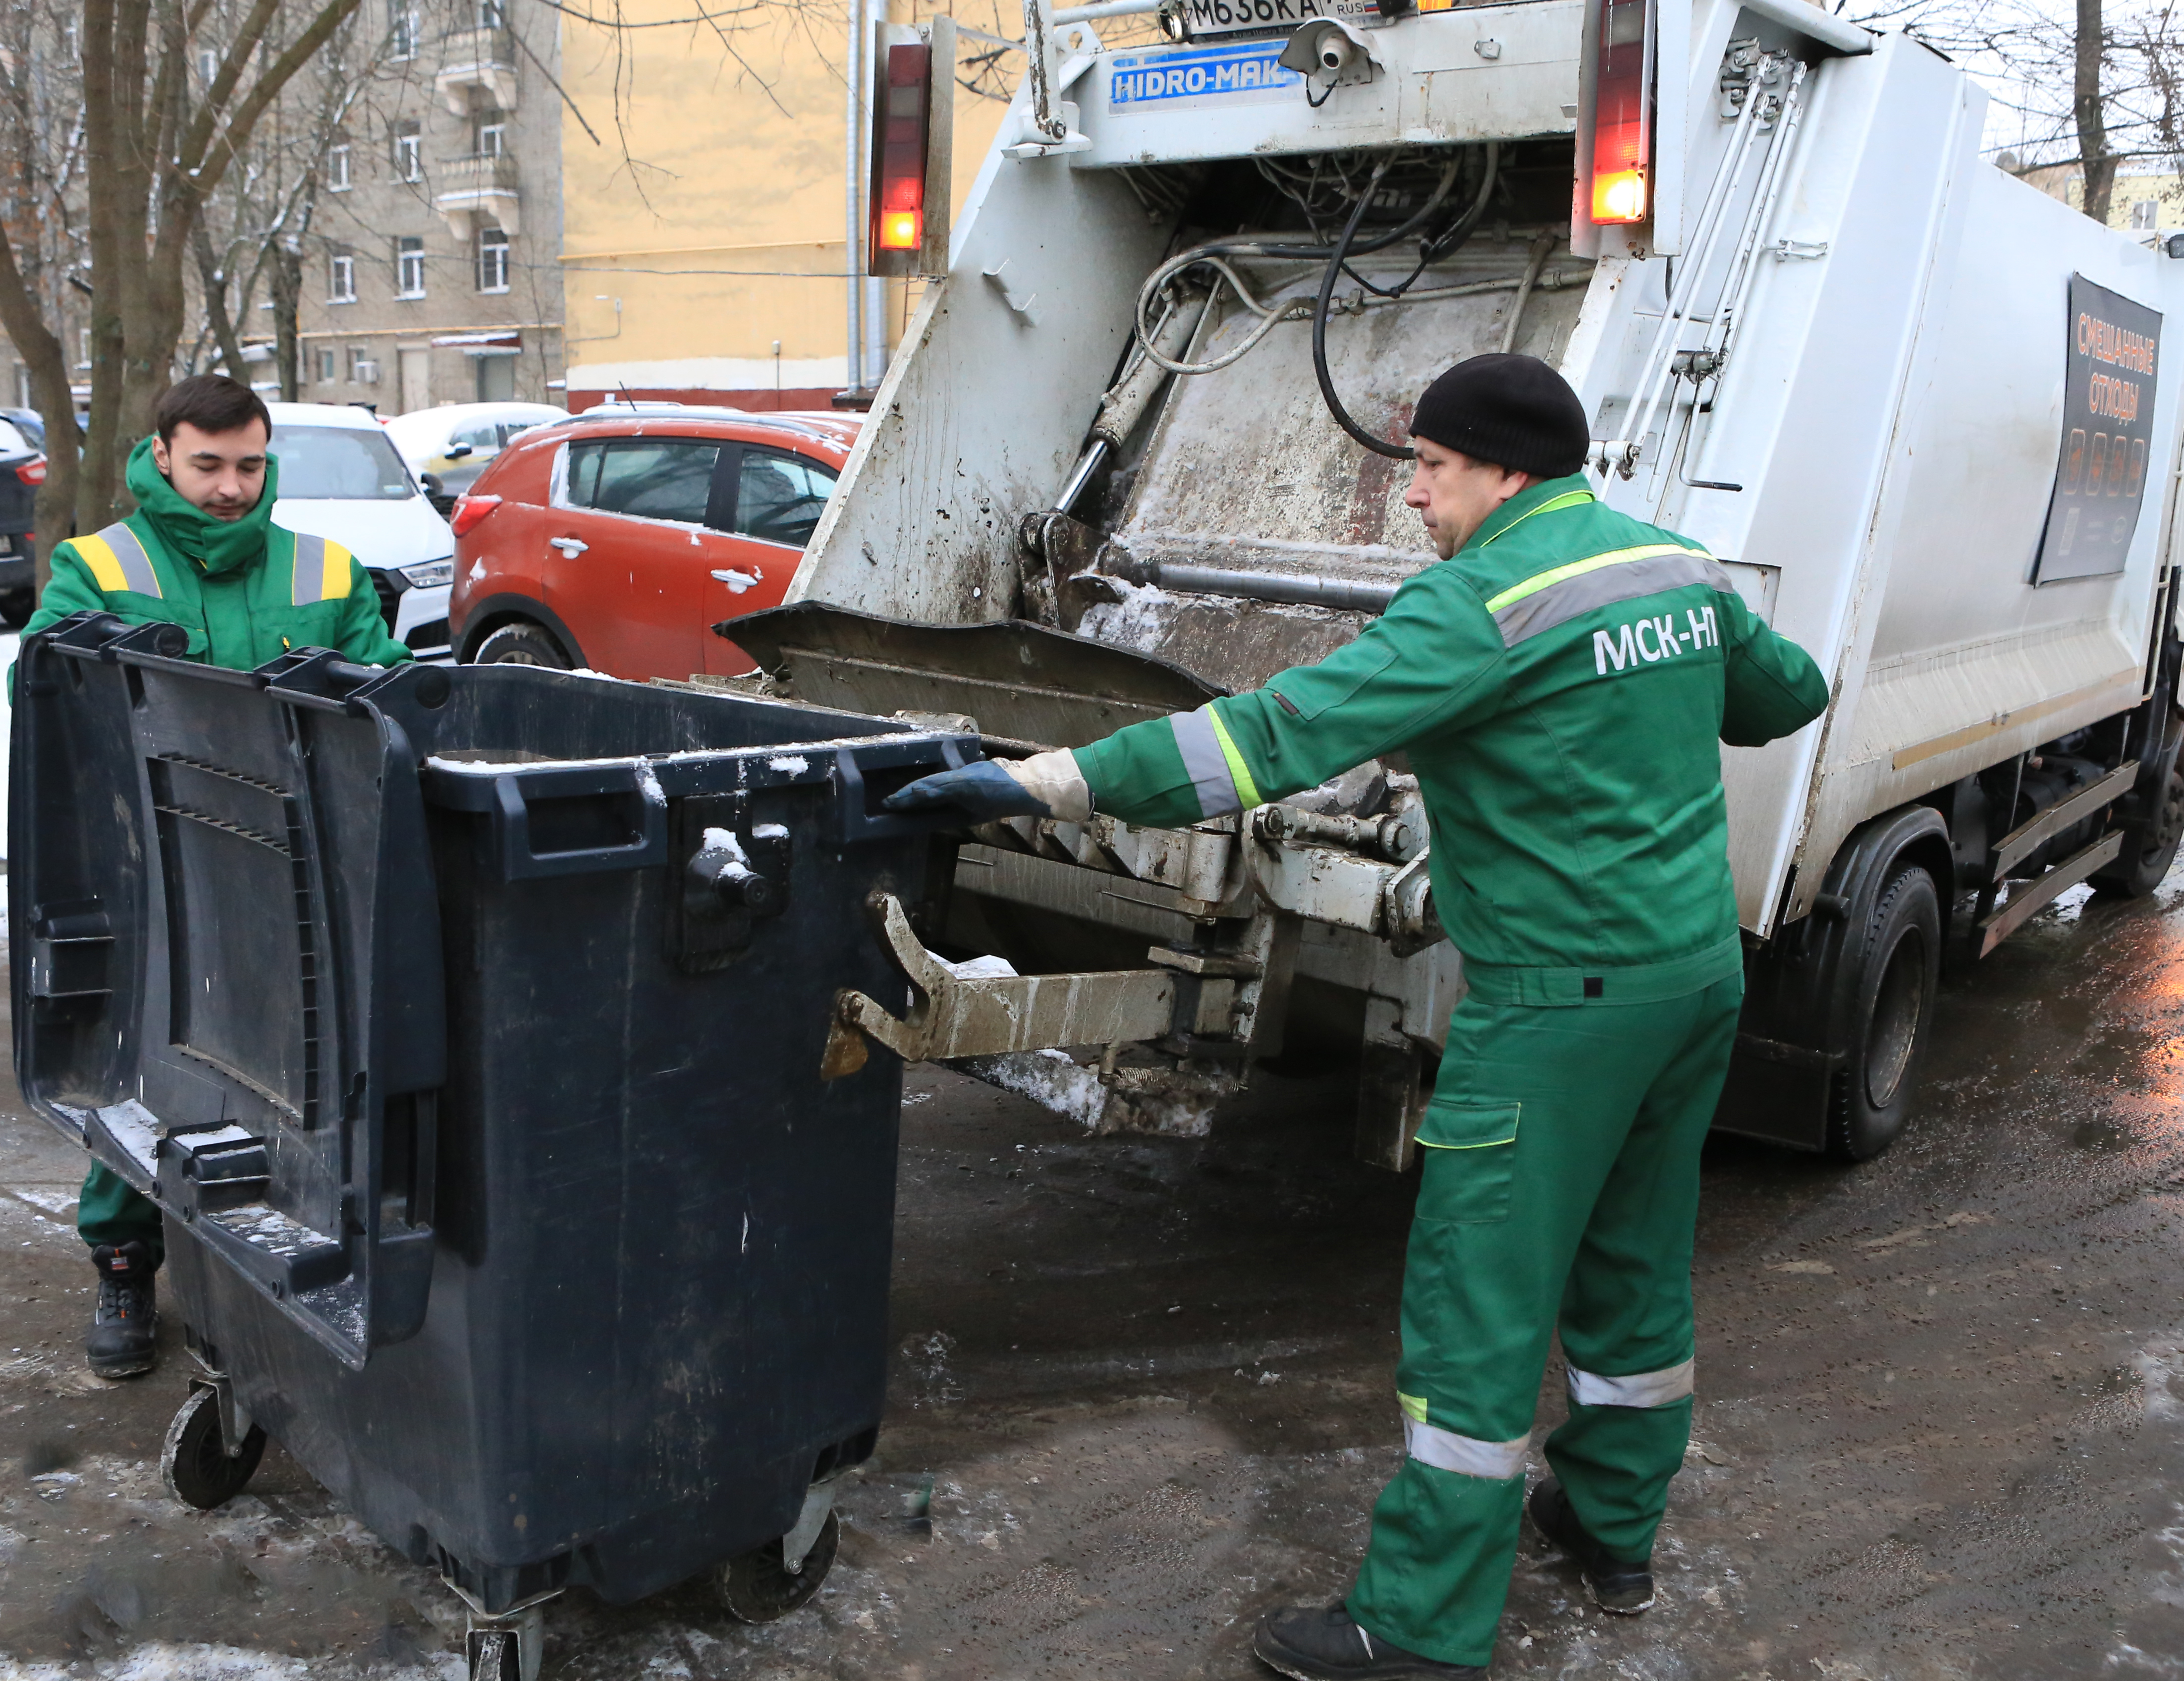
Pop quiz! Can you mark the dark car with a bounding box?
[0,407,46,451]
[0,416,47,626]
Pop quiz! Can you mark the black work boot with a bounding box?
[1253,1603,1486,1680]
[1528,1478,1654,1614]
[86,1241,160,1379]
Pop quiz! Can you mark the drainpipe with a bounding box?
[862,0,889,388]
[843,2,865,399]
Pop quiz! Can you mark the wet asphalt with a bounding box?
[1,866,2182,1679]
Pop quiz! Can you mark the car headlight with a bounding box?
[399,559,455,588]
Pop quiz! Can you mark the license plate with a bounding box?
[0,536,16,556]
[1178,0,1378,41]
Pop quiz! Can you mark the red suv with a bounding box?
[447,404,860,678]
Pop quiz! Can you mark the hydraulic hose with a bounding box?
[1312,157,1414,460]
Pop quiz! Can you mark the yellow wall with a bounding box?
[557,0,1020,397]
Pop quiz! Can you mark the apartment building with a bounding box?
[300,0,566,414]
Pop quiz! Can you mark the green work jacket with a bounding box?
[1073,475,1830,1004]
[20,435,412,672]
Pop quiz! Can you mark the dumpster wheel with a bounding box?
[719,1511,839,1622]
[161,1385,268,1510]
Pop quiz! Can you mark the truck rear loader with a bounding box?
[726,0,2184,1166]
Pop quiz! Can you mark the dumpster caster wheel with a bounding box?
[720,1511,839,1622]
[465,1605,544,1681]
[161,1384,267,1510]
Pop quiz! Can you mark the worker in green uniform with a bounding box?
[17,374,411,1381]
[886,353,1830,1678]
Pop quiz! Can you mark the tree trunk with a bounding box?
[271,242,302,402]
[2077,0,2118,224]
[193,224,253,384]
[0,230,81,589]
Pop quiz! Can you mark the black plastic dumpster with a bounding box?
[10,614,975,1677]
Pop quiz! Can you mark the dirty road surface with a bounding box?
[1,866,2182,1679]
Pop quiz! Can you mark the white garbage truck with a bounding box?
[721,0,2184,1164]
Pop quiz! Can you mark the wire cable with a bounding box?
[1311,155,1414,460]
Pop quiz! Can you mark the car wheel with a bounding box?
[0,587,34,629]
[1825,864,1941,1162]
[471,620,572,670]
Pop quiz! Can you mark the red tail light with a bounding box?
[16,454,47,486]
[872,44,931,255]
[450,494,501,537]
[1589,0,1652,224]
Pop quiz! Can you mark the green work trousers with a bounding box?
[1347,973,1742,1668]
[78,1163,163,1265]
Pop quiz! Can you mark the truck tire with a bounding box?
[471,620,572,670]
[2091,754,2184,898]
[1826,864,1940,1162]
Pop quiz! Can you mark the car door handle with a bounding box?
[549,537,587,556]
[711,567,763,593]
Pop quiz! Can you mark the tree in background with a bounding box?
[0,0,370,541]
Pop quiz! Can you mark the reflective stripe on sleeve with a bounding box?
[1403,1416,1531,1480]
[1566,1357,1694,1408]
[1205,705,1263,809]
[1170,706,1246,820]
[289,533,354,606]
[73,522,163,598]
[1486,545,1733,649]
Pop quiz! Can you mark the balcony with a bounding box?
[435,152,521,241]
[435,26,517,115]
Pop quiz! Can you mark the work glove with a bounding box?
[884,748,1093,823]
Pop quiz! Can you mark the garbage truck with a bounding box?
[728,0,2184,1167]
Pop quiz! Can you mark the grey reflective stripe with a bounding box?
[98,522,162,597]
[1170,706,1241,820]
[1492,552,1734,648]
[1402,1416,1530,1479]
[1566,1357,1695,1408]
[290,532,333,605]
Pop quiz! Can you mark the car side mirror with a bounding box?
[421,471,444,495]
[444,443,474,460]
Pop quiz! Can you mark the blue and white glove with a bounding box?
[883,749,1093,823]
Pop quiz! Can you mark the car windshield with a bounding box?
[271,425,415,500]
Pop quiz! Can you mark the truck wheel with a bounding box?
[719,1511,838,1622]
[2092,757,2184,898]
[1826,865,1940,1162]
[471,620,571,670]
[161,1385,268,1510]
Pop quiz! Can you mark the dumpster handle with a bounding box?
[489,763,671,880]
[831,738,971,844]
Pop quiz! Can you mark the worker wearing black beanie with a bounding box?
[888,348,1829,1681]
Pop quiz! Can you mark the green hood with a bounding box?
[124,434,283,577]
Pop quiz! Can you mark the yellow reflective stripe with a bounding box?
[1205,704,1263,810]
[1482,542,1711,615]
[1399,1391,1429,1424]
[321,538,353,601]
[1477,488,1595,549]
[70,534,128,592]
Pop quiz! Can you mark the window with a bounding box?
[196,46,219,83]
[76,326,90,370]
[347,344,374,382]
[395,236,426,298]
[734,449,838,547]
[475,354,515,402]
[565,440,722,525]
[476,225,509,292]
[316,346,337,383]
[475,112,506,157]
[327,142,351,191]
[393,120,421,182]
[268,423,416,500]
[328,252,356,302]
[2132,199,2160,231]
[478,0,505,27]
[389,3,419,57]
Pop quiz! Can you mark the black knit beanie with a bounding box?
[1409,353,1590,478]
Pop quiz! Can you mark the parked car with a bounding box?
[448,404,861,677]
[267,401,456,661]
[385,401,569,513]
[0,416,47,627]
[0,407,46,451]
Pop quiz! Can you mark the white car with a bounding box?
[267,401,455,662]
[384,402,569,503]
